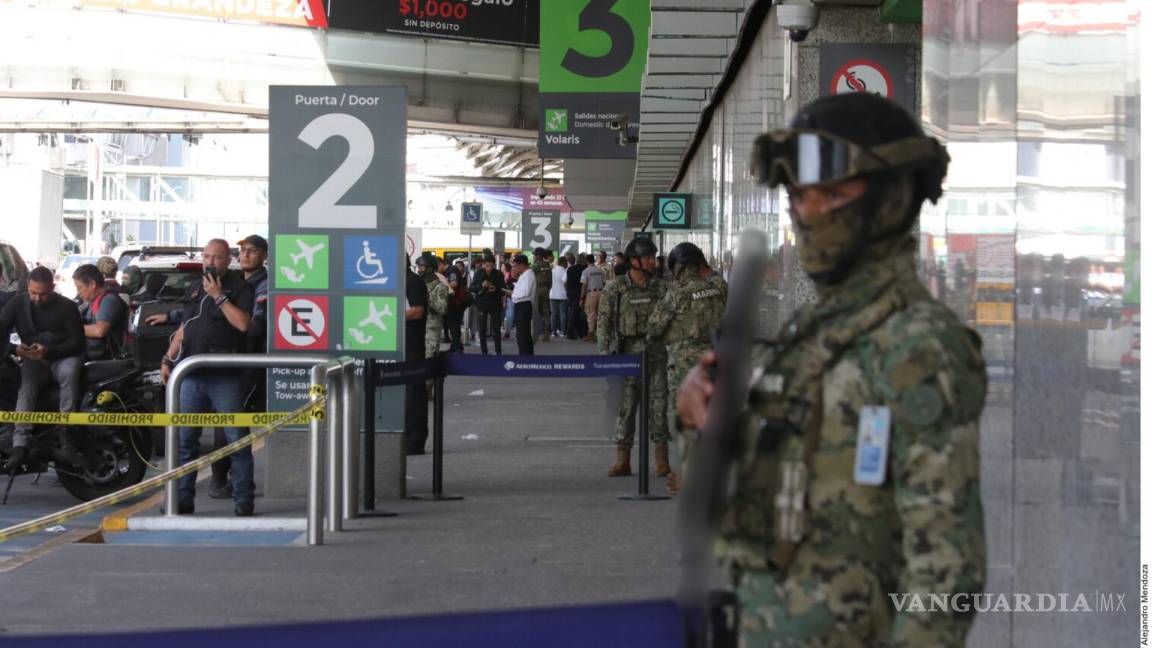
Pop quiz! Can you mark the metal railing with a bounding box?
[164,354,358,546]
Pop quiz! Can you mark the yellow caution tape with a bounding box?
[0,397,325,544]
[308,384,326,397]
[0,410,324,428]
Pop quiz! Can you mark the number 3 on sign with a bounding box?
[531,216,553,249]
[297,113,377,229]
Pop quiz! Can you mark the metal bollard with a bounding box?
[620,349,669,501]
[308,363,326,546]
[342,361,358,522]
[326,371,343,534]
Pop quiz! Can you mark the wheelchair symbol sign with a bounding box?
[343,236,398,290]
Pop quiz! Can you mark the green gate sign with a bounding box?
[539,0,650,159]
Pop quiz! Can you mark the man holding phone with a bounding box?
[159,239,255,516]
[0,266,85,467]
[469,254,505,355]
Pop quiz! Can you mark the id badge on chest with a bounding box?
[853,405,891,486]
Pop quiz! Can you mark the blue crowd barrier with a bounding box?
[7,599,685,648]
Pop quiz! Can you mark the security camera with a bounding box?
[776,0,818,42]
[535,185,548,199]
[609,113,629,131]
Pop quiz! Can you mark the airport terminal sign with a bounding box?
[268,85,407,414]
[521,209,561,252]
[585,210,627,252]
[538,0,650,158]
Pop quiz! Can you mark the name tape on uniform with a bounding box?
[0,410,322,428]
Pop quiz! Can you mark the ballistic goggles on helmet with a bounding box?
[752,129,946,189]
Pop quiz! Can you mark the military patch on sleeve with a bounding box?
[898,384,945,426]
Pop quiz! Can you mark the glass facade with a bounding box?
[672,2,1141,645]
[925,0,1141,644]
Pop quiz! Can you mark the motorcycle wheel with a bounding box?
[57,427,149,501]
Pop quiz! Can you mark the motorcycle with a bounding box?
[0,354,162,502]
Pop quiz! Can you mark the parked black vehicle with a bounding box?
[0,353,163,502]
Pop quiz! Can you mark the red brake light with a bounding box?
[176,263,202,271]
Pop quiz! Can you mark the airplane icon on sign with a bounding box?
[357,301,391,332]
[290,239,325,269]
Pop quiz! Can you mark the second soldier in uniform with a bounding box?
[597,238,670,477]
[647,242,725,493]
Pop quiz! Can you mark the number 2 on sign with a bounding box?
[297,113,377,229]
[531,216,553,249]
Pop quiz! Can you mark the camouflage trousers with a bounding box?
[613,337,669,445]
[425,318,444,358]
[734,565,901,648]
[666,345,709,483]
[533,291,551,339]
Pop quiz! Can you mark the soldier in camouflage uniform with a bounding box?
[597,237,669,477]
[647,242,725,492]
[677,93,987,646]
[417,253,450,358]
[703,259,728,299]
[531,248,552,342]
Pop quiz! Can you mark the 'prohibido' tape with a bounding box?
[0,409,324,427]
[0,398,324,544]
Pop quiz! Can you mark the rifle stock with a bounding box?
[677,229,770,646]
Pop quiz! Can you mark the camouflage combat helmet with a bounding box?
[667,242,706,278]
[623,237,658,259]
[751,93,950,285]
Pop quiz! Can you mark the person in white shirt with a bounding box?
[550,257,569,338]
[509,254,536,355]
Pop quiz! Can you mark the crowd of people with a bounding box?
[404,242,728,494]
[0,235,270,516]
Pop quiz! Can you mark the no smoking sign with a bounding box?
[830,59,894,98]
[274,295,330,350]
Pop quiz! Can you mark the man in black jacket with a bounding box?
[159,239,255,516]
[469,255,505,355]
[564,253,587,339]
[0,266,84,458]
[404,257,430,455]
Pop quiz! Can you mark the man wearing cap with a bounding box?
[208,234,269,500]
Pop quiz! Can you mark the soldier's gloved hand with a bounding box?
[676,350,716,429]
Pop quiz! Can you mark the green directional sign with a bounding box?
[274,234,329,289]
[342,296,398,352]
[539,0,650,159]
[585,210,627,252]
[540,0,651,93]
[654,193,692,230]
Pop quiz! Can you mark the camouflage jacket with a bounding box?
[705,270,728,300]
[647,272,725,360]
[597,272,666,354]
[423,273,450,328]
[532,259,552,293]
[718,244,987,646]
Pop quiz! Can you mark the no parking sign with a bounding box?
[819,44,916,115]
